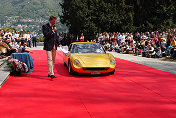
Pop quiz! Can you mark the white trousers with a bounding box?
[46,45,56,75]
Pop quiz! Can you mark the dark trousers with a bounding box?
[28,40,31,48]
[33,41,37,47]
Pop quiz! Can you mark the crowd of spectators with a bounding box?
[94,28,176,59]
[58,32,84,46]
[0,28,37,59]
[1,27,176,60]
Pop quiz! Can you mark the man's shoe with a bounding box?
[48,75,51,77]
[50,75,56,79]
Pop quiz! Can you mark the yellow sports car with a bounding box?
[63,42,116,75]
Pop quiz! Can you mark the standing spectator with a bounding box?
[80,33,84,41]
[116,32,122,45]
[170,37,176,58]
[166,36,172,56]
[26,32,32,48]
[98,33,103,44]
[95,33,99,43]
[14,31,20,42]
[74,34,79,42]
[32,32,38,47]
[121,33,126,44]
[23,30,28,42]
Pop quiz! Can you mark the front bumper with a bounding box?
[71,64,116,74]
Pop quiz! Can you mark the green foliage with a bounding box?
[60,0,134,40]
[39,35,44,42]
[60,0,176,39]
[0,0,65,33]
[0,27,16,32]
[128,0,176,32]
[0,0,62,20]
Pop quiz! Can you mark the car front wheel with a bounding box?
[64,61,67,67]
[68,62,76,75]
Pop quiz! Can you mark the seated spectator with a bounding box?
[171,36,176,47]
[114,42,119,52]
[146,44,154,58]
[0,41,8,57]
[156,47,162,58]
[13,41,22,52]
[107,44,114,51]
[19,42,32,53]
[171,45,176,59]
[4,29,12,38]
[141,46,148,57]
[0,36,3,43]
[126,43,135,54]
[108,42,116,51]
[104,42,111,51]
[140,39,146,46]
[2,38,17,56]
[95,29,176,60]
[160,39,167,56]
[120,42,127,54]
[135,43,143,55]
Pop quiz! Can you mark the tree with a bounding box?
[60,0,134,40]
[126,0,176,32]
[60,0,176,37]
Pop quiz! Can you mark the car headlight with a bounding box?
[110,59,116,65]
[73,59,82,67]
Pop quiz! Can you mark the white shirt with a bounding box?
[121,35,126,43]
[4,32,12,37]
[49,22,55,33]
[26,34,31,41]
[14,33,19,39]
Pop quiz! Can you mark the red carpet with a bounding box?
[0,50,176,118]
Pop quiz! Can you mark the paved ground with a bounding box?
[31,42,44,50]
[1,43,176,117]
[32,42,176,75]
[109,52,176,75]
[0,58,10,88]
[1,49,176,118]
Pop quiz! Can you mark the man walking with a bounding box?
[42,16,60,79]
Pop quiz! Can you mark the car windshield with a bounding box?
[71,43,106,53]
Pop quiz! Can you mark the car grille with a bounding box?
[83,68,109,71]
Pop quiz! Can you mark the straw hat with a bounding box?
[0,42,9,48]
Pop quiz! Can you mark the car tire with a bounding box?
[68,62,76,75]
[109,69,115,74]
[64,61,67,67]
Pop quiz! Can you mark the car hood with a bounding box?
[74,53,111,67]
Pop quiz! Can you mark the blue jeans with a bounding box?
[167,46,172,56]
